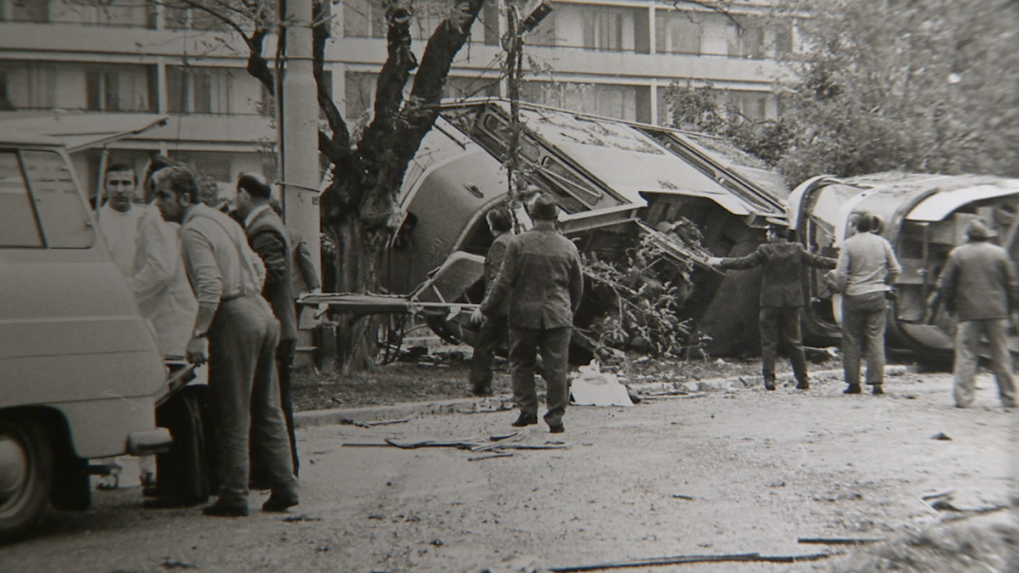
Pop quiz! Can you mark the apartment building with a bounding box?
[0,0,787,198]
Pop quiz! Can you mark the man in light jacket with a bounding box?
[831,211,902,395]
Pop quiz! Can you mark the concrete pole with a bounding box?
[279,0,321,283]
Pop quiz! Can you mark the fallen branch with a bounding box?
[364,418,410,427]
[798,537,884,545]
[548,551,835,572]
[468,452,514,462]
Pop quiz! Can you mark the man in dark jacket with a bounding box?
[936,219,1019,409]
[468,206,515,396]
[473,194,583,433]
[708,221,836,390]
[234,174,300,475]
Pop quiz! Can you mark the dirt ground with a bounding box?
[290,350,844,412]
[2,353,1016,573]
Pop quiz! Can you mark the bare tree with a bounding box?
[156,0,485,371]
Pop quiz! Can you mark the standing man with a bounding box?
[936,219,1018,409]
[233,174,301,477]
[472,194,583,433]
[153,166,298,517]
[468,206,515,397]
[97,162,145,277]
[708,221,836,390]
[831,211,902,395]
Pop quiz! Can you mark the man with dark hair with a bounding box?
[936,219,1019,409]
[153,166,298,517]
[97,162,144,277]
[233,173,300,477]
[708,220,836,391]
[468,205,515,396]
[473,194,583,433]
[831,211,902,395]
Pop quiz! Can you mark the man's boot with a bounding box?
[843,384,862,394]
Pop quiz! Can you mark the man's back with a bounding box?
[246,208,297,341]
[838,232,900,296]
[494,227,582,330]
[940,241,1018,321]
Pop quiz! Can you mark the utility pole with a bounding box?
[278,0,321,283]
[503,0,552,210]
[505,3,523,205]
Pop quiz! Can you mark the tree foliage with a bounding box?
[773,0,1019,185]
[665,1,1019,188]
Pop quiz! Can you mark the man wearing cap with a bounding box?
[936,218,1019,409]
[473,194,583,433]
[708,220,836,391]
[830,211,902,395]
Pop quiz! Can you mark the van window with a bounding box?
[23,150,95,249]
[0,151,45,248]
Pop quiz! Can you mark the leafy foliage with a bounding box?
[663,82,795,168]
[582,231,701,358]
[665,1,1019,188]
[771,0,1019,184]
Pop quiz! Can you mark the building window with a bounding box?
[344,71,377,125]
[444,75,499,101]
[522,81,643,122]
[343,0,492,42]
[163,4,231,31]
[167,66,254,115]
[0,71,14,110]
[656,11,702,54]
[727,90,771,121]
[0,62,55,110]
[580,6,632,51]
[85,65,154,112]
[2,0,50,22]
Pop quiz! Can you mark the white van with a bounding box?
[0,129,171,537]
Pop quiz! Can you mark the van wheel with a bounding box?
[0,415,53,538]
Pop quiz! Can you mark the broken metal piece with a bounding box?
[797,537,884,545]
[547,551,835,572]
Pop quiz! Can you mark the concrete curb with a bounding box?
[294,365,912,428]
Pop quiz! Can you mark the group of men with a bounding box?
[706,212,1017,409]
[96,160,319,517]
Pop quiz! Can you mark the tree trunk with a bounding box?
[328,212,385,373]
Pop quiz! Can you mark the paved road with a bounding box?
[1,370,1015,573]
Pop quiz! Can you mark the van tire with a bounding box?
[0,414,53,539]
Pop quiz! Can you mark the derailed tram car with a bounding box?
[788,172,1019,358]
[369,98,793,358]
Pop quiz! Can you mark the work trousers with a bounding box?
[207,295,297,503]
[841,292,888,387]
[251,338,299,485]
[759,306,808,386]
[276,338,299,475]
[509,326,571,426]
[469,315,508,394]
[952,319,1018,408]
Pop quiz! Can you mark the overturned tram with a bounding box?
[309,98,792,358]
[789,172,1019,359]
